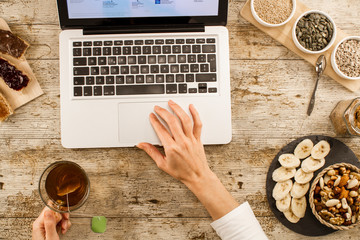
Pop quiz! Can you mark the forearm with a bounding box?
[184,170,240,220]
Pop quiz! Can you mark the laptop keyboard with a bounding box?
[72,37,218,97]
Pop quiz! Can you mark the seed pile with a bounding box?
[253,0,293,24]
[296,13,334,51]
[335,39,360,78]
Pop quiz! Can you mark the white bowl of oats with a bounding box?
[331,36,360,80]
[251,0,296,27]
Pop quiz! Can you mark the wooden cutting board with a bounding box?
[240,0,360,92]
[0,18,43,110]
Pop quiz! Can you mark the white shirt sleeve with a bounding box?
[210,202,268,240]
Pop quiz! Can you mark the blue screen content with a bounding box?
[67,0,219,19]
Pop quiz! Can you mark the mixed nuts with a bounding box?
[312,166,360,226]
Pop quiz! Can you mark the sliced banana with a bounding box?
[276,193,291,212]
[294,168,313,184]
[272,179,293,201]
[283,209,300,223]
[272,167,296,182]
[311,140,330,159]
[301,156,325,173]
[278,154,300,168]
[294,139,313,159]
[291,196,307,218]
[290,182,310,198]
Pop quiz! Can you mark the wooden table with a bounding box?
[1,0,359,239]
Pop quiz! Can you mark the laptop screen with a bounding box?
[57,0,228,29]
[67,0,219,19]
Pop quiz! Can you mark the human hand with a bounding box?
[137,100,214,187]
[32,207,71,240]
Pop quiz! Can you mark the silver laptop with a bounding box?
[57,0,231,148]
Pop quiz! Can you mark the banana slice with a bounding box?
[294,168,313,184]
[276,193,291,212]
[272,179,293,201]
[283,209,300,223]
[290,182,310,198]
[301,156,325,173]
[272,167,296,182]
[294,139,313,159]
[311,140,330,159]
[291,196,307,218]
[278,154,300,168]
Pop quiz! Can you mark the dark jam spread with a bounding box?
[0,29,29,58]
[0,57,29,90]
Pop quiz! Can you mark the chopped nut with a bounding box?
[326,199,340,207]
[347,179,359,189]
[327,169,336,176]
[339,174,350,187]
[350,191,359,198]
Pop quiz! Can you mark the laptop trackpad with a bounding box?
[118,101,171,145]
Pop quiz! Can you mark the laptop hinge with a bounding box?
[83,24,205,35]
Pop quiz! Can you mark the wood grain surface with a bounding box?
[0,0,360,239]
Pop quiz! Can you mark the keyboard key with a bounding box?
[136,75,145,83]
[178,83,187,93]
[153,46,161,54]
[199,88,207,93]
[116,84,165,95]
[133,46,142,54]
[208,54,216,72]
[166,39,174,44]
[124,40,133,45]
[143,46,152,54]
[170,65,179,73]
[198,83,207,93]
[196,38,206,43]
[93,47,102,55]
[128,56,136,64]
[121,66,129,74]
[88,57,97,65]
[74,87,82,96]
[73,42,82,47]
[98,57,107,65]
[172,45,181,53]
[138,56,147,64]
[116,76,125,84]
[113,47,121,55]
[160,65,169,73]
[209,87,217,93]
[202,45,216,53]
[145,40,154,45]
[111,66,119,74]
[168,55,176,63]
[148,56,156,64]
[186,39,195,44]
[146,75,155,83]
[83,48,92,56]
[189,88,197,93]
[106,76,115,84]
[103,47,111,55]
[130,66,139,74]
[91,67,99,75]
[162,46,171,54]
[114,40,123,45]
[190,64,199,72]
[104,41,113,46]
[192,45,201,53]
[94,86,102,95]
[176,74,184,82]
[140,65,150,74]
[182,45,191,53]
[196,73,216,82]
[158,55,166,63]
[150,65,159,73]
[178,55,186,63]
[108,57,116,65]
[155,39,164,44]
[180,64,189,73]
[176,39,185,44]
[135,40,144,45]
[200,64,209,72]
[96,76,105,85]
[84,86,92,96]
[188,55,196,63]
[123,47,131,55]
[166,74,174,83]
[86,76,95,85]
[198,54,206,62]
[94,41,102,46]
[101,66,109,75]
[207,38,216,43]
[73,58,87,66]
[83,41,92,46]
[118,56,126,64]
[166,84,177,94]
[73,48,81,56]
[186,74,195,82]
[156,75,165,83]
[104,85,115,95]
[74,77,84,85]
[126,75,135,84]
[74,67,89,75]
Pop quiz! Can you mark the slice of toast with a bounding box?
[0,29,29,59]
[0,92,13,121]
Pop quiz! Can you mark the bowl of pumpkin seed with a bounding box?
[292,10,337,54]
